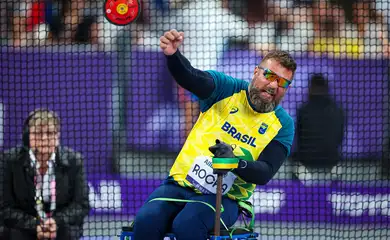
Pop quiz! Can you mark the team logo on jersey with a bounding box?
[258,123,268,134]
[230,107,239,114]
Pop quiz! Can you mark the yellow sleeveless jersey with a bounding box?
[168,70,294,201]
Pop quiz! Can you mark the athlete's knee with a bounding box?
[133,210,149,228]
[133,203,164,231]
[171,215,209,240]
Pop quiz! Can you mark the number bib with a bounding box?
[185,156,236,195]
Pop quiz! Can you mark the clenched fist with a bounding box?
[159,29,184,56]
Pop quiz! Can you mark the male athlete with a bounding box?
[133,29,297,240]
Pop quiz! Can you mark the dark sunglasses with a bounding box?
[258,66,292,88]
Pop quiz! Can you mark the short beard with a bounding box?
[248,83,280,113]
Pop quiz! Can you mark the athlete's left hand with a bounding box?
[209,139,239,174]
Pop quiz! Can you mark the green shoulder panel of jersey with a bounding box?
[200,70,248,112]
[274,105,295,156]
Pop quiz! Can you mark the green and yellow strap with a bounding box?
[212,157,239,169]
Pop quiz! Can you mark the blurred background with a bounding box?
[1,0,389,239]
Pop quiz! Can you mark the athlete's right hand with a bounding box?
[160,29,184,56]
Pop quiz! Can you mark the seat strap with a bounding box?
[237,201,255,230]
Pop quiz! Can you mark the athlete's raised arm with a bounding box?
[160,29,215,99]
